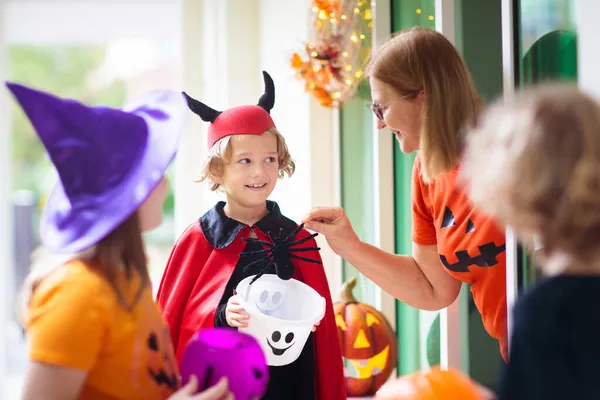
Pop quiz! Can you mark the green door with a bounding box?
[391,0,436,376]
[517,0,578,288]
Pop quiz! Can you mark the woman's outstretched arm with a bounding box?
[303,207,461,310]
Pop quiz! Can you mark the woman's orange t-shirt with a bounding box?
[411,156,508,360]
[26,260,179,399]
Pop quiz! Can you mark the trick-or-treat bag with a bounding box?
[235,274,326,366]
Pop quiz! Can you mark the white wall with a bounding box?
[0,0,13,388]
[259,0,312,223]
[4,0,181,44]
[259,0,341,296]
[577,0,600,99]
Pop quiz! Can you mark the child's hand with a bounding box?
[226,295,249,328]
[168,375,233,400]
[311,320,321,332]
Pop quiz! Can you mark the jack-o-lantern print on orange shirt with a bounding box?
[434,191,509,348]
[131,290,179,400]
[413,158,508,354]
[438,204,506,274]
[413,159,506,279]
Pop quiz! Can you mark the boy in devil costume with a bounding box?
[156,71,346,400]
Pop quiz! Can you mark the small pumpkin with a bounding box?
[333,277,398,396]
[375,366,484,400]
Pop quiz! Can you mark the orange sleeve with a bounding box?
[27,272,110,371]
[411,156,438,245]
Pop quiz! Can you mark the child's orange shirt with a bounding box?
[412,156,508,360]
[26,260,179,399]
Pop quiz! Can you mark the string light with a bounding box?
[291,0,372,107]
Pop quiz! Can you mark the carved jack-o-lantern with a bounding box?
[334,277,398,397]
[375,366,482,400]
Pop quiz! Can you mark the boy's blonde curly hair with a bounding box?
[461,84,600,262]
[197,127,295,191]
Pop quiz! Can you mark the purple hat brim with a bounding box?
[40,90,188,253]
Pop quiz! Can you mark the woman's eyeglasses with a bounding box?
[370,91,421,122]
[370,102,385,121]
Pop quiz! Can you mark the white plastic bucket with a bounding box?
[235,274,326,366]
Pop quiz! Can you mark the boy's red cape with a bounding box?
[156,202,346,400]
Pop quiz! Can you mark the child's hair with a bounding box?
[197,127,296,190]
[461,83,600,263]
[18,212,149,324]
[365,27,482,182]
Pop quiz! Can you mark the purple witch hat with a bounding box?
[6,82,188,253]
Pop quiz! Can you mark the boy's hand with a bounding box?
[226,295,249,328]
[311,320,321,332]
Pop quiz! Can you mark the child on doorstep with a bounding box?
[461,83,600,399]
[11,83,232,400]
[156,71,346,400]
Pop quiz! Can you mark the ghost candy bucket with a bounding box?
[235,274,326,366]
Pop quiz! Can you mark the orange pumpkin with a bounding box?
[375,366,484,400]
[334,277,398,396]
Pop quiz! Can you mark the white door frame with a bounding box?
[500,0,519,349]
[435,0,470,374]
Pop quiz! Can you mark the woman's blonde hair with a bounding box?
[462,84,600,263]
[366,27,482,182]
[197,127,296,190]
[18,212,149,325]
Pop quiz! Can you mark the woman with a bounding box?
[303,27,510,361]
[9,82,232,400]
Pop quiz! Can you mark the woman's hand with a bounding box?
[168,376,233,400]
[226,295,249,328]
[302,206,360,256]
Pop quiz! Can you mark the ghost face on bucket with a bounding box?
[255,288,284,316]
[266,330,296,356]
[237,274,325,366]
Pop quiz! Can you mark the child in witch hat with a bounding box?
[9,83,233,400]
[156,71,346,400]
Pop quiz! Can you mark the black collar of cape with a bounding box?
[199,200,298,249]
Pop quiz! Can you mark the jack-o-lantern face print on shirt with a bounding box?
[437,205,506,274]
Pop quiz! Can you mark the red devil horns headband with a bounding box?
[182,71,276,149]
